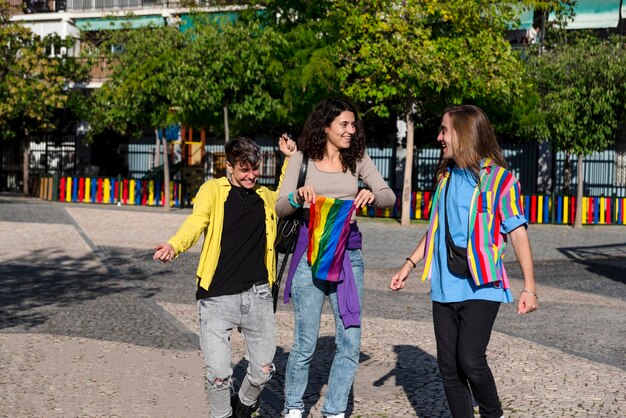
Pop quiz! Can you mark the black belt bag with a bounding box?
[443,176,472,279]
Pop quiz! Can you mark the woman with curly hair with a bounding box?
[276,97,396,418]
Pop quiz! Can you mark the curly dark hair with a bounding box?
[299,97,366,174]
[225,136,262,168]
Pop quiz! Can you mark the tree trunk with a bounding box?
[161,130,171,211]
[574,154,583,228]
[22,129,29,195]
[154,132,160,169]
[401,112,415,227]
[223,103,230,144]
[563,152,571,195]
[223,103,230,178]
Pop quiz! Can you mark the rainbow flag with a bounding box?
[307,196,355,281]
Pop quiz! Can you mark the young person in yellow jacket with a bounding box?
[153,136,296,418]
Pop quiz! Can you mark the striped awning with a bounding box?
[75,15,165,31]
[511,7,535,30]
[549,0,621,29]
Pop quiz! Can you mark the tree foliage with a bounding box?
[87,24,185,139]
[0,0,88,139]
[176,16,288,137]
[251,0,343,131]
[89,16,288,140]
[527,36,626,156]
[336,0,533,124]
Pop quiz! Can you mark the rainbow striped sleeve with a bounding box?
[307,196,355,282]
[498,173,523,220]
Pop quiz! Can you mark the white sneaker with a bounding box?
[324,414,345,418]
[285,410,303,418]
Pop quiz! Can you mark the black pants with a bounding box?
[433,300,503,418]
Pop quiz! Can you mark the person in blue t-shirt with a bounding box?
[390,105,538,418]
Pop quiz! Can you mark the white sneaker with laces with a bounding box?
[285,410,303,418]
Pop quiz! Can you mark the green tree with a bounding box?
[175,16,288,140]
[526,36,626,227]
[89,17,290,204]
[335,0,533,225]
[0,0,88,194]
[88,24,185,210]
[251,0,343,131]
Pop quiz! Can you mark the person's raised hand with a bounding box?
[279,133,297,157]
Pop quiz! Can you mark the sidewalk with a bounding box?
[0,195,624,417]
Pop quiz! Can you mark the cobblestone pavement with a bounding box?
[0,195,624,417]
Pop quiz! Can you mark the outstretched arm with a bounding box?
[509,226,538,315]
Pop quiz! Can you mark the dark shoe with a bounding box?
[232,394,260,418]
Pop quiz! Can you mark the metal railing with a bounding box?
[86,57,115,83]
[64,0,245,11]
[12,0,245,13]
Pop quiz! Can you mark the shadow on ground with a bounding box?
[0,247,196,350]
[558,243,626,289]
[374,344,450,417]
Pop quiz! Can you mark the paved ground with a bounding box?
[0,194,624,417]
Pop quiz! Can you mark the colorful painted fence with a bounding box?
[31,175,626,225]
[33,175,186,208]
[358,191,626,225]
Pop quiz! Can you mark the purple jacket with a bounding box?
[283,222,363,328]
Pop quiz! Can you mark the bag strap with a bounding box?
[443,172,453,246]
[272,152,308,313]
[296,152,308,189]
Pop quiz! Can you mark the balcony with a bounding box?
[12,0,246,13]
[86,56,115,83]
[10,0,58,13]
[67,0,171,12]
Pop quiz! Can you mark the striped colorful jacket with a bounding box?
[421,159,525,289]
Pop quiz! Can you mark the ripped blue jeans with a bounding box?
[198,283,276,418]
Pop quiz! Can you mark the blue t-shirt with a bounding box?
[430,168,527,303]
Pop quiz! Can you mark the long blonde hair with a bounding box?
[435,105,507,181]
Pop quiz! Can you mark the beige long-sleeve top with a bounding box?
[276,151,396,220]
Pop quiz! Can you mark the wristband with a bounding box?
[521,289,538,299]
[405,257,417,269]
[288,192,302,208]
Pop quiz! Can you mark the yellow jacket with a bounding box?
[168,163,287,291]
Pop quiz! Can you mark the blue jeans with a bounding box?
[198,283,276,418]
[284,250,364,416]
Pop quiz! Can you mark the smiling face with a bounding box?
[437,112,457,161]
[324,110,356,152]
[227,161,259,189]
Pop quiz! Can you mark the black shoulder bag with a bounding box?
[272,153,308,312]
[443,174,472,278]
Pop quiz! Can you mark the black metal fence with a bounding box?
[553,147,626,197]
[3,133,626,198]
[1,136,77,192]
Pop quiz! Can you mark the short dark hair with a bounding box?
[225,137,262,168]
